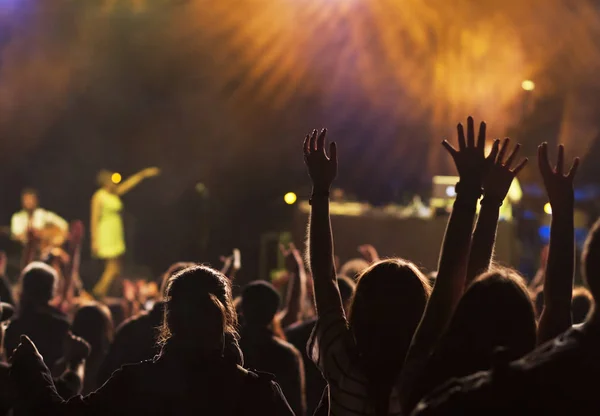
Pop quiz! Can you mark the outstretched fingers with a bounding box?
[556,145,565,175]
[316,128,327,152]
[487,139,501,162]
[329,141,337,162]
[309,129,318,152]
[442,140,459,158]
[567,157,580,180]
[512,158,529,175]
[538,143,552,177]
[457,123,466,150]
[467,116,475,148]
[497,138,510,164]
[477,121,487,150]
[505,143,521,168]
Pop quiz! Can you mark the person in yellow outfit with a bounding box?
[91,167,160,298]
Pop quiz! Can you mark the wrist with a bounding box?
[481,196,504,208]
[455,181,483,199]
[309,188,330,205]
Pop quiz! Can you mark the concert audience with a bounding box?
[240,280,306,416]
[304,128,432,415]
[2,115,596,416]
[9,265,293,415]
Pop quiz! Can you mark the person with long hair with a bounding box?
[91,167,159,298]
[303,129,431,415]
[71,302,114,394]
[9,265,294,415]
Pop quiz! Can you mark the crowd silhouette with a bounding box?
[0,116,597,415]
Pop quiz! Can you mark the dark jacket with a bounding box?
[11,345,294,416]
[241,327,305,416]
[5,305,70,370]
[98,302,164,385]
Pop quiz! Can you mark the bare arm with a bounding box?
[304,129,343,317]
[466,140,528,286]
[115,167,160,196]
[278,243,308,328]
[537,143,579,344]
[400,118,498,406]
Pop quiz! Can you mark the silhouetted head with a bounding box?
[434,267,536,378]
[21,188,39,212]
[72,302,114,357]
[160,265,238,359]
[241,281,281,329]
[583,218,600,304]
[160,262,197,299]
[337,275,356,312]
[572,286,594,324]
[19,262,58,309]
[96,170,117,192]
[348,258,431,414]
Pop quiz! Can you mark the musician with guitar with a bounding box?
[10,188,69,259]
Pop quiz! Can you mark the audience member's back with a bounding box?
[412,218,600,415]
[408,268,536,410]
[10,265,294,416]
[97,262,194,385]
[240,281,305,416]
[5,262,70,371]
[71,302,114,394]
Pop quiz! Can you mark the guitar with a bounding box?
[1,224,67,250]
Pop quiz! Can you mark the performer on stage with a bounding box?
[11,188,69,251]
[91,167,160,298]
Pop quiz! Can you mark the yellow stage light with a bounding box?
[544,202,552,215]
[522,80,535,91]
[284,192,297,205]
[111,173,122,184]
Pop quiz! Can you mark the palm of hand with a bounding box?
[442,117,495,186]
[538,143,579,209]
[304,129,337,190]
[483,139,528,201]
[484,163,515,201]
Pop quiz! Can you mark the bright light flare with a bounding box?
[111,173,122,184]
[522,80,535,91]
[544,203,552,215]
[284,192,297,205]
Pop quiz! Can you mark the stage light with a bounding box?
[284,192,297,205]
[522,80,535,91]
[111,173,122,184]
[544,202,552,215]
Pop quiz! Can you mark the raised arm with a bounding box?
[278,243,308,328]
[115,167,160,196]
[304,129,343,316]
[466,139,528,285]
[400,117,498,405]
[537,143,579,344]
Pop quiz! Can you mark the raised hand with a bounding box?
[442,117,499,192]
[304,129,337,193]
[64,332,91,366]
[483,138,528,203]
[538,143,580,213]
[280,242,302,272]
[358,244,380,264]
